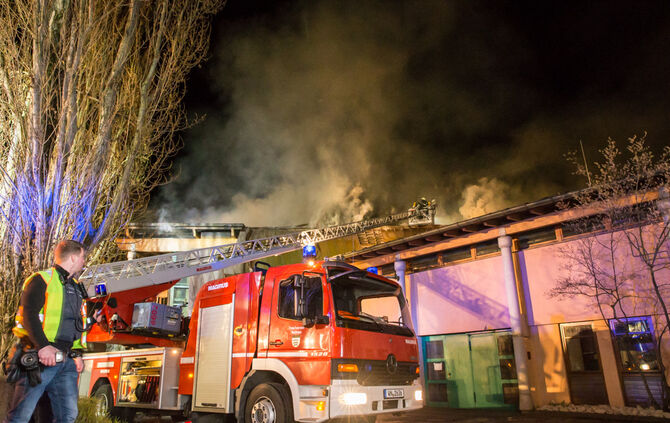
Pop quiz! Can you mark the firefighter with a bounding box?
[4,240,99,423]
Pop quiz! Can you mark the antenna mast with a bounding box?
[580,140,592,187]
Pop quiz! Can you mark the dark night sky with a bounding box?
[153,0,670,226]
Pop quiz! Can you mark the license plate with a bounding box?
[384,389,404,399]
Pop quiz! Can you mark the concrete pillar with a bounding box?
[395,258,418,330]
[127,243,137,260]
[394,258,407,296]
[498,229,533,410]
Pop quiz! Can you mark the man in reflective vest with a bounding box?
[4,240,94,423]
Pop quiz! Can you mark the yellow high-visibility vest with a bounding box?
[13,268,87,349]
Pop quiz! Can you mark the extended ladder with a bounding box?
[79,201,436,296]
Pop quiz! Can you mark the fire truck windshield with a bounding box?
[329,272,414,336]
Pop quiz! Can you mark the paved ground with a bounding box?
[142,407,667,423]
[375,407,664,423]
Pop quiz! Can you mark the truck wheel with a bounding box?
[93,384,114,417]
[245,383,293,423]
[93,384,136,422]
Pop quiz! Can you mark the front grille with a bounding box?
[332,359,420,386]
[383,400,398,409]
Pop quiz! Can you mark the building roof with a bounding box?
[345,191,581,266]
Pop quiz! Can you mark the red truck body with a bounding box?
[79,261,423,422]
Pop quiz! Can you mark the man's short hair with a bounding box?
[54,240,85,262]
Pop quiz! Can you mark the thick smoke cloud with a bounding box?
[155,1,670,226]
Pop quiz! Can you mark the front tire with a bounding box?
[93,384,136,422]
[93,384,114,417]
[245,383,293,423]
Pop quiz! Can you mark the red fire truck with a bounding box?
[77,203,435,422]
[79,260,422,423]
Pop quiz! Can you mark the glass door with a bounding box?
[560,323,608,405]
[423,336,449,406]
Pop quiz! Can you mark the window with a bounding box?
[360,296,402,323]
[517,227,556,249]
[441,247,471,263]
[562,324,601,372]
[475,240,499,257]
[610,317,659,372]
[425,340,444,359]
[427,384,448,403]
[379,264,396,278]
[410,254,439,272]
[427,361,446,380]
[330,271,413,336]
[169,282,189,308]
[562,216,606,238]
[278,276,323,320]
[497,334,517,380]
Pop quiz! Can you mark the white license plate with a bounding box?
[384,389,404,399]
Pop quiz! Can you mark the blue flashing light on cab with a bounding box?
[302,244,317,266]
[302,244,317,259]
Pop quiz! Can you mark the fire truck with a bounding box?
[77,202,434,423]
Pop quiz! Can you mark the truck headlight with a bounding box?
[414,390,422,401]
[340,393,367,405]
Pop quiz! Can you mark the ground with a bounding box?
[376,407,665,423]
[139,407,667,423]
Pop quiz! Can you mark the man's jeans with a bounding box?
[3,357,79,423]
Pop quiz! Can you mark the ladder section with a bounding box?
[79,201,436,296]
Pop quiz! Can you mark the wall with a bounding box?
[409,255,509,336]
[526,324,570,405]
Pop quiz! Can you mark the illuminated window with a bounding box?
[609,317,659,372]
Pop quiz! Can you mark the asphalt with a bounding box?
[376,407,669,423]
[141,407,669,423]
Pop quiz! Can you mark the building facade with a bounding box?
[349,193,670,410]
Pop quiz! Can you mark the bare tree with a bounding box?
[0,0,224,358]
[552,134,670,409]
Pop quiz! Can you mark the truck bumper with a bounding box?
[328,379,423,420]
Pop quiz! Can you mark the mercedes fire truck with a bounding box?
[77,202,434,423]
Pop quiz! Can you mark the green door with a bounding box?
[423,336,449,406]
[470,333,503,407]
[422,331,518,409]
[444,334,475,407]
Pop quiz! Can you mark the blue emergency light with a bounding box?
[95,282,107,297]
[302,245,317,260]
[366,267,378,274]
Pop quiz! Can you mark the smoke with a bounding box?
[154,1,670,227]
[459,178,516,220]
